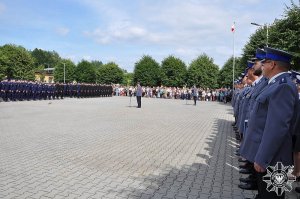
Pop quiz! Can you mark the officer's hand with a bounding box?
[254,162,266,173]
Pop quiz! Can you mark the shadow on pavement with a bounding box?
[107,118,256,199]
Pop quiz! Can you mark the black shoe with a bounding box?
[239,168,253,174]
[238,158,248,163]
[239,164,252,169]
[239,176,257,183]
[238,182,258,190]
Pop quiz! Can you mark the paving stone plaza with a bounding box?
[0,97,298,199]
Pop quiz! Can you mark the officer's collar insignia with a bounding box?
[270,79,276,84]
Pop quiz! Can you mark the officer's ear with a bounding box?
[270,61,276,70]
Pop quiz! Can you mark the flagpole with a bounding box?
[232,22,235,90]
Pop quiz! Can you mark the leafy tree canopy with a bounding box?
[161,55,187,87]
[0,44,35,80]
[123,72,133,86]
[54,59,76,83]
[218,56,242,88]
[270,1,300,70]
[31,48,61,69]
[187,54,219,89]
[75,60,97,83]
[238,1,300,71]
[133,55,161,87]
[97,62,124,84]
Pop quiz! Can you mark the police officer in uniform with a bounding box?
[238,49,267,190]
[0,80,6,101]
[241,47,298,199]
[238,49,268,189]
[290,71,300,193]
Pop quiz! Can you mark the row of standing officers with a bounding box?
[0,81,113,101]
[232,46,300,199]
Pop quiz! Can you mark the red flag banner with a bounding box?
[231,23,235,32]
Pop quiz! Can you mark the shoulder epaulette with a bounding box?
[279,77,287,84]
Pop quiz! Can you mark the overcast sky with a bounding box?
[0,0,292,72]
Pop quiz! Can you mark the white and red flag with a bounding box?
[231,23,235,32]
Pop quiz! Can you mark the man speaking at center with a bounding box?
[136,82,142,108]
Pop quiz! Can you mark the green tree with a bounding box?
[31,48,62,69]
[0,44,35,80]
[97,62,124,84]
[161,55,187,87]
[0,53,9,80]
[218,57,242,88]
[75,60,97,83]
[186,54,219,89]
[270,1,300,70]
[123,72,133,86]
[237,1,300,71]
[91,60,103,70]
[133,55,161,86]
[237,27,267,71]
[53,59,76,83]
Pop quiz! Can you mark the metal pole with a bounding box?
[266,24,269,47]
[63,63,66,84]
[232,22,235,90]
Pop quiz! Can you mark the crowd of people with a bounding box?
[0,80,113,102]
[232,47,300,199]
[112,84,233,103]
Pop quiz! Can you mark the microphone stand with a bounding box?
[129,94,132,107]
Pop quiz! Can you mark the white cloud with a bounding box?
[55,27,70,36]
[175,47,200,58]
[77,0,291,69]
[0,2,6,14]
[83,0,244,47]
[84,22,154,44]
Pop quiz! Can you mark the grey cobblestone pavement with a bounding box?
[0,97,298,199]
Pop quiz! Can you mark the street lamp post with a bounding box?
[251,22,269,46]
[63,63,66,84]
